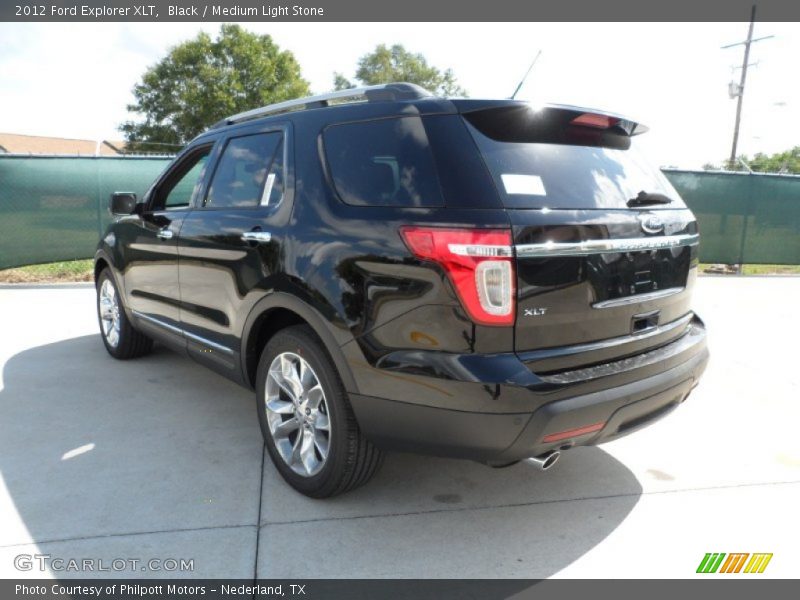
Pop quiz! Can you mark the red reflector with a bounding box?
[570,113,620,129]
[541,422,605,443]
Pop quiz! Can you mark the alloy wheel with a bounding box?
[99,279,121,348]
[264,352,331,477]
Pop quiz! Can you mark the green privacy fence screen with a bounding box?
[0,156,798,269]
[0,155,171,270]
[663,169,800,265]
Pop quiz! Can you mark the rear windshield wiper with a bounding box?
[627,191,673,207]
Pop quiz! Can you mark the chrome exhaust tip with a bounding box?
[525,451,560,471]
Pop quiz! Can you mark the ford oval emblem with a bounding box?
[640,214,665,234]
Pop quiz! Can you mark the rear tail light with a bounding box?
[399,227,515,326]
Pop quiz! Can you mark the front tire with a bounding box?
[96,268,153,359]
[256,325,383,498]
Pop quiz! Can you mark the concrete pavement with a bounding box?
[0,277,798,578]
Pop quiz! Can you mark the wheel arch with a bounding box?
[240,292,359,394]
[93,249,112,283]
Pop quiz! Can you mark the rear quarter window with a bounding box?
[323,116,444,208]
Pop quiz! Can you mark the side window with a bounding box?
[323,116,444,207]
[152,146,212,211]
[204,132,283,209]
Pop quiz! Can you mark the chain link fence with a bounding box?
[0,155,170,269]
[663,169,800,265]
[0,156,798,269]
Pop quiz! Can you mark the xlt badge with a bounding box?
[524,308,548,316]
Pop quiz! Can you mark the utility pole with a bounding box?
[722,5,773,169]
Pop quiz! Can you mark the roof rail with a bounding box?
[212,83,434,129]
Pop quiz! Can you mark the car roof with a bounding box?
[190,83,647,145]
[209,83,434,129]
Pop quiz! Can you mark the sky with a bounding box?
[0,21,798,168]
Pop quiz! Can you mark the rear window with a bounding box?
[323,116,444,208]
[464,109,685,210]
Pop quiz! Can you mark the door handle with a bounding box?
[156,229,174,240]
[241,231,272,243]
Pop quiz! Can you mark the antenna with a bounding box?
[510,50,542,100]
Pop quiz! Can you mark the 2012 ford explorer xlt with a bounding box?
[94,83,709,497]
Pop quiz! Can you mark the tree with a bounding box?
[121,25,309,151]
[333,44,466,97]
[703,147,800,174]
[746,147,800,173]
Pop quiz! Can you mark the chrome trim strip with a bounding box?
[448,243,513,257]
[518,313,694,363]
[132,310,234,356]
[592,287,685,309]
[515,233,699,258]
[132,310,183,335]
[183,330,235,356]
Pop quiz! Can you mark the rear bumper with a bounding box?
[492,347,706,462]
[350,317,708,462]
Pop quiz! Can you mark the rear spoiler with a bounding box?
[452,99,648,149]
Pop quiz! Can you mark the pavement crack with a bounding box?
[253,443,266,584]
[0,523,256,549]
[258,478,800,528]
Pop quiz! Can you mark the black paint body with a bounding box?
[96,96,709,463]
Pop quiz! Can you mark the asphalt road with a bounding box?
[0,277,798,579]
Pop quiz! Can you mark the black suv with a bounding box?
[95,83,708,497]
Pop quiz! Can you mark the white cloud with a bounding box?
[0,21,797,167]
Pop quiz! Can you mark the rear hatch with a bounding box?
[458,101,699,373]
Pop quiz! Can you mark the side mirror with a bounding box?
[110,192,138,216]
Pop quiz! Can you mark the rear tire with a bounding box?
[256,325,383,498]
[96,268,153,360]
